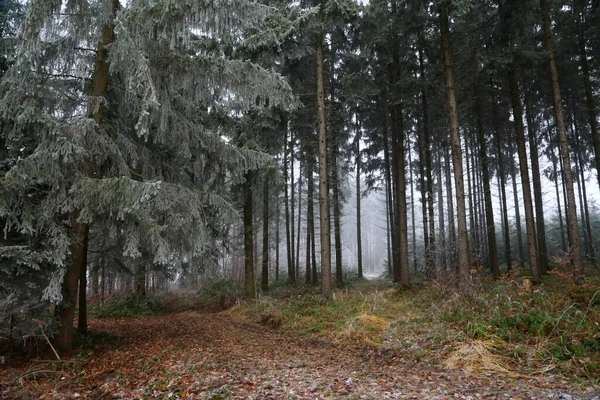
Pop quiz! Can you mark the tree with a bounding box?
[438,0,470,285]
[0,0,295,354]
[540,0,583,279]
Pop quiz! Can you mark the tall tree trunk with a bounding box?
[524,93,549,274]
[418,44,436,278]
[355,123,364,279]
[546,121,567,253]
[392,101,410,287]
[507,67,540,283]
[575,0,600,192]
[262,179,269,292]
[491,86,512,270]
[436,152,446,276]
[275,196,280,281]
[332,131,344,287]
[409,143,418,273]
[382,104,396,276]
[578,153,595,262]
[465,136,476,252]
[417,114,429,274]
[541,0,583,279]
[439,2,470,285]
[244,173,256,299]
[296,167,302,280]
[444,146,456,270]
[475,83,500,278]
[290,133,296,282]
[284,136,293,282]
[510,154,526,270]
[316,10,332,297]
[54,0,117,353]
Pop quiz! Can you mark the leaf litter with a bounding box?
[1,308,597,399]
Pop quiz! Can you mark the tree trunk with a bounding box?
[524,92,549,274]
[409,142,418,273]
[55,0,117,352]
[392,102,410,287]
[284,135,294,282]
[475,83,500,278]
[510,152,526,270]
[436,151,446,276]
[90,262,99,298]
[418,44,436,278]
[76,226,89,335]
[295,167,302,281]
[275,196,280,281]
[290,133,296,282]
[355,122,364,279]
[546,122,567,253]
[507,67,540,282]
[491,87,512,270]
[316,11,332,297]
[541,0,583,280]
[134,262,146,297]
[332,130,344,287]
[575,0,600,192]
[439,2,470,285]
[262,179,269,292]
[444,146,456,270]
[382,104,396,276]
[52,211,87,356]
[244,173,256,299]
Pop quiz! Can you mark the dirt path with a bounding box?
[0,312,591,399]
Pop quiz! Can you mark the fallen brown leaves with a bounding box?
[0,310,593,399]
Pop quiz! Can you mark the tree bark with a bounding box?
[510,148,526,271]
[316,9,332,297]
[295,167,302,281]
[541,0,583,279]
[439,2,470,285]
[244,172,256,299]
[331,130,344,287]
[134,262,146,297]
[262,179,269,292]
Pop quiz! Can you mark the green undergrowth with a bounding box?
[88,294,163,318]
[226,269,600,384]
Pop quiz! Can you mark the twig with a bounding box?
[13,369,58,383]
[35,320,61,361]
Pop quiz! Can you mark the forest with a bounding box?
[1,0,600,398]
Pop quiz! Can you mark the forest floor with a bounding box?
[1,274,600,399]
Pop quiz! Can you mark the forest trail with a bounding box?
[0,311,589,399]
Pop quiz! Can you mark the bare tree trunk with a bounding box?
[332,131,344,287]
[290,133,296,282]
[392,102,410,287]
[436,152,446,276]
[382,105,395,276]
[444,146,456,271]
[418,44,436,277]
[475,83,500,278]
[355,122,364,279]
[524,93,549,274]
[316,10,332,297]
[91,262,99,298]
[510,154,525,270]
[439,2,469,284]
[76,225,89,335]
[275,196,280,281]
[284,136,293,282]
[546,121,567,253]
[409,144,418,273]
[296,167,303,281]
[262,180,269,292]
[244,173,256,299]
[492,87,512,270]
[134,262,146,297]
[541,0,583,280]
[507,67,540,282]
